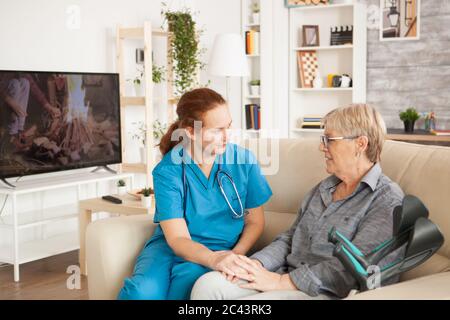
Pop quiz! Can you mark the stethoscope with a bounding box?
[182,161,246,219]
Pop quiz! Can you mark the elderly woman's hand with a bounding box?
[233,255,297,292]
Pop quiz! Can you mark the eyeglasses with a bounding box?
[320,135,359,149]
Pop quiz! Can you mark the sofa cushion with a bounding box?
[400,254,450,282]
[380,141,450,262]
[346,272,450,300]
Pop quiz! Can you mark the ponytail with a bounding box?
[158,120,181,155]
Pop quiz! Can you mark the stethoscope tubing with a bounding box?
[182,162,245,219]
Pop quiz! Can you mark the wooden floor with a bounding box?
[0,251,89,300]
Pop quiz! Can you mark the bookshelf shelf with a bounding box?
[294,44,353,51]
[116,22,175,185]
[293,87,353,92]
[288,2,367,138]
[289,3,354,11]
[291,128,324,133]
[241,0,273,134]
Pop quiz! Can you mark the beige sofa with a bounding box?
[86,139,450,300]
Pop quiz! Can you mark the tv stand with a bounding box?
[0,171,134,282]
[1,178,16,189]
[91,165,117,174]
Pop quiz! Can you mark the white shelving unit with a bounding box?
[0,171,134,282]
[241,0,273,138]
[116,22,175,186]
[288,1,367,137]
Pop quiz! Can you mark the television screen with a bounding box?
[0,71,122,179]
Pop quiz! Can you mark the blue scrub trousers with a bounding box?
[117,239,211,300]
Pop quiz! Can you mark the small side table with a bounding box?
[78,193,155,275]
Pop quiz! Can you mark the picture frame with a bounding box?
[302,25,320,47]
[380,0,420,41]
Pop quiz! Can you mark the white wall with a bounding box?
[0,0,242,120]
[0,0,242,247]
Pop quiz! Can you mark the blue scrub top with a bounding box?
[148,143,273,251]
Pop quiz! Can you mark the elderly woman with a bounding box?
[191,104,405,300]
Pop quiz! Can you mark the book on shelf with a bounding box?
[245,30,260,55]
[300,115,323,129]
[244,104,261,130]
[301,123,322,129]
[430,129,450,136]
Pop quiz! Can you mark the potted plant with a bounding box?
[399,108,420,133]
[251,1,260,24]
[130,120,168,163]
[117,179,127,195]
[127,66,144,97]
[249,80,260,96]
[162,4,208,96]
[140,187,154,209]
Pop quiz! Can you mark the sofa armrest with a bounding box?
[86,215,156,300]
[345,272,450,300]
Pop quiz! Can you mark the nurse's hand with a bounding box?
[208,250,249,278]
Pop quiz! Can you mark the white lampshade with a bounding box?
[208,33,249,77]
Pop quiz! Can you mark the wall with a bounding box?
[0,0,241,246]
[365,0,450,129]
[272,0,450,134]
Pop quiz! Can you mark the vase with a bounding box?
[140,147,146,164]
[252,13,260,24]
[134,83,143,97]
[404,120,415,133]
[250,85,260,96]
[141,196,152,209]
[117,186,127,195]
[313,73,323,89]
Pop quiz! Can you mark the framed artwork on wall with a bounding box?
[380,0,420,41]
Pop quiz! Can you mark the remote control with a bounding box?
[102,195,123,204]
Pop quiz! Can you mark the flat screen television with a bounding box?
[0,70,122,180]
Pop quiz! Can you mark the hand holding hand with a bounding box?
[208,251,249,278]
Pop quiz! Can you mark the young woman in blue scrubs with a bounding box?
[118,88,272,300]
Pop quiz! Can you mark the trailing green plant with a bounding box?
[249,79,260,86]
[117,179,126,187]
[399,108,420,122]
[162,3,207,96]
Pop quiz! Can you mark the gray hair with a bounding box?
[322,104,387,163]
